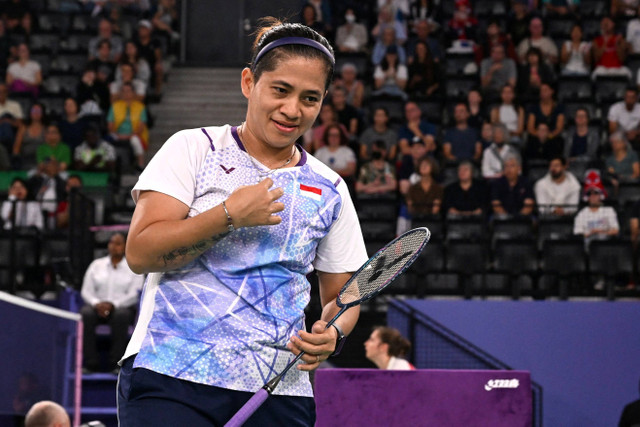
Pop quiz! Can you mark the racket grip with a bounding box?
[224,388,270,427]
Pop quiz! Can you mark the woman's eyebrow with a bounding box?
[272,80,322,97]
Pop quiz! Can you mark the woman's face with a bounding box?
[319,104,334,124]
[125,42,137,57]
[419,159,432,177]
[364,330,385,360]
[415,42,427,59]
[540,84,553,100]
[501,86,514,103]
[571,26,582,41]
[468,90,481,105]
[64,98,78,116]
[30,105,42,120]
[373,108,388,127]
[9,180,27,199]
[611,136,626,152]
[242,56,326,150]
[326,126,342,147]
[527,52,539,66]
[45,125,61,145]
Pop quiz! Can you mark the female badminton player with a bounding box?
[117,18,368,426]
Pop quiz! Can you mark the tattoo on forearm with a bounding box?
[160,232,229,267]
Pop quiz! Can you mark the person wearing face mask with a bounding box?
[335,8,368,53]
[481,123,518,179]
[355,140,397,196]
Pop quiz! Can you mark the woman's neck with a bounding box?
[239,123,298,169]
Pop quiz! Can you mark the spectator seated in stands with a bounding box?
[534,157,581,216]
[407,18,443,64]
[121,40,152,90]
[397,139,429,234]
[73,124,116,173]
[36,124,71,173]
[466,89,486,130]
[480,44,517,102]
[592,16,632,80]
[507,0,533,47]
[151,0,181,53]
[359,106,398,162]
[355,140,397,197]
[490,154,535,218]
[110,62,147,103]
[408,2,440,35]
[406,155,443,219]
[335,8,368,53]
[516,17,558,65]
[445,0,478,52]
[517,47,556,102]
[55,174,82,229]
[442,102,482,164]
[479,120,493,148]
[606,131,640,187]
[481,123,519,179]
[28,157,66,229]
[612,0,640,18]
[24,400,70,427]
[560,24,592,76]
[525,122,565,163]
[58,98,86,154]
[13,102,46,172]
[1,177,43,230]
[88,39,118,85]
[573,171,619,250]
[475,19,517,65]
[80,232,144,373]
[525,83,566,160]
[329,86,359,138]
[626,4,640,53]
[76,67,111,118]
[88,18,123,63]
[372,26,407,66]
[300,4,325,37]
[364,326,415,370]
[6,43,42,99]
[107,82,149,170]
[135,19,165,96]
[398,100,437,156]
[490,84,525,145]
[371,5,407,48]
[333,63,364,110]
[313,124,357,187]
[542,0,578,17]
[564,107,601,167]
[608,86,640,149]
[443,160,488,218]
[0,82,23,159]
[373,45,409,100]
[406,40,441,99]
[303,103,347,153]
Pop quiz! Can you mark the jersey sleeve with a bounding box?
[132,129,208,207]
[313,180,368,273]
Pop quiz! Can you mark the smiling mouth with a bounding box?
[272,119,299,132]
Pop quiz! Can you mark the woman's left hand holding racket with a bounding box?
[287,319,339,370]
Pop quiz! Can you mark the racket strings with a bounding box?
[338,229,429,305]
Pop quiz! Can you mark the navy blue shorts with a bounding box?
[117,356,315,427]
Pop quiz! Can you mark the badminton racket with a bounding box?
[224,227,431,427]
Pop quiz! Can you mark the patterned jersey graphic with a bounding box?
[133,133,344,396]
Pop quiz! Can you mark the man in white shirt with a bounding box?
[608,87,640,146]
[516,17,558,64]
[481,124,518,179]
[80,233,144,373]
[534,157,581,216]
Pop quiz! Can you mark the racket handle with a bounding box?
[224,388,270,427]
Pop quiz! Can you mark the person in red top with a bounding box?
[446,0,478,46]
[592,16,631,79]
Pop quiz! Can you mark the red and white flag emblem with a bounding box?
[299,184,322,201]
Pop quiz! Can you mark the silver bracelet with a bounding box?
[221,200,235,232]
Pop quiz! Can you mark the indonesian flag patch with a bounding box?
[299,184,322,201]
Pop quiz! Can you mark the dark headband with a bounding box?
[254,36,335,66]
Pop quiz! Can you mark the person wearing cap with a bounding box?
[573,170,619,250]
[135,19,165,96]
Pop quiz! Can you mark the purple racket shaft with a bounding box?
[225,389,269,427]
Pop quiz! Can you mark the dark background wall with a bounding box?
[184,0,300,66]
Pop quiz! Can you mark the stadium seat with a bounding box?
[416,99,443,125]
[445,76,478,101]
[446,238,489,298]
[588,239,634,300]
[412,216,444,241]
[60,33,92,53]
[368,96,406,125]
[474,0,506,17]
[547,17,575,40]
[557,76,592,102]
[492,238,539,299]
[617,182,640,207]
[30,33,61,54]
[491,217,534,242]
[563,101,598,123]
[444,53,476,77]
[594,76,630,104]
[582,17,604,39]
[580,0,608,17]
[37,12,71,35]
[542,239,587,299]
[537,216,575,249]
[50,53,88,75]
[409,239,451,296]
[43,75,78,97]
[334,52,369,78]
[71,13,98,34]
[445,216,486,241]
[356,195,398,221]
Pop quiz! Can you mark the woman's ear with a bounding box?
[241,68,254,99]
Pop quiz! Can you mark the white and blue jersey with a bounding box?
[122,125,368,397]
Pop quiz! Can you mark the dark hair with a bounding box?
[372,139,387,150]
[575,107,590,119]
[550,156,567,166]
[10,177,27,189]
[250,17,334,90]
[67,174,83,184]
[417,155,439,177]
[323,123,347,146]
[526,47,543,63]
[374,326,411,358]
